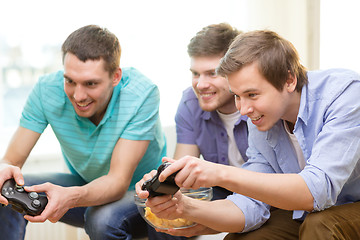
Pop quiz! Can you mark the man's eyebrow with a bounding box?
[204,69,216,74]
[189,69,216,74]
[63,74,71,80]
[63,74,100,83]
[243,88,258,93]
[229,87,258,95]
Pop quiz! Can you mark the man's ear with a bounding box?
[112,67,122,86]
[286,71,297,93]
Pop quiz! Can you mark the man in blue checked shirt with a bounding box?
[137,30,360,240]
[0,25,166,240]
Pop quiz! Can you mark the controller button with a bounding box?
[15,187,25,193]
[32,199,41,208]
[29,192,39,200]
[8,187,13,191]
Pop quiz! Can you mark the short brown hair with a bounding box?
[217,30,307,92]
[62,25,121,76]
[187,23,242,57]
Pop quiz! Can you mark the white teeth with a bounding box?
[251,116,262,121]
[200,93,214,97]
[77,103,89,107]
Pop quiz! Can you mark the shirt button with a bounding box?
[221,132,225,137]
[221,157,226,162]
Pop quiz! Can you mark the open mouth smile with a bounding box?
[75,101,93,110]
[199,92,216,100]
[251,115,263,121]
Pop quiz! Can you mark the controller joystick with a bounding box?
[1,179,48,216]
[142,162,180,198]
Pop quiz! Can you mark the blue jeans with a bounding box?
[0,173,147,240]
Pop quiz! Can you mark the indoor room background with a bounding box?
[0,0,359,239]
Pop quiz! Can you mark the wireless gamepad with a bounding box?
[142,162,180,198]
[1,179,48,216]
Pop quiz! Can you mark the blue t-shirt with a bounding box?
[228,68,360,232]
[20,67,166,190]
[175,87,248,164]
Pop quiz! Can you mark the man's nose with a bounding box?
[196,75,210,89]
[73,85,87,101]
[237,98,253,116]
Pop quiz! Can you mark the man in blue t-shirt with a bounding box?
[0,25,166,240]
[145,23,248,240]
[138,30,360,239]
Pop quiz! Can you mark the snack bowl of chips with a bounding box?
[135,187,213,230]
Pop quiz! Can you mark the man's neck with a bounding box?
[283,90,301,127]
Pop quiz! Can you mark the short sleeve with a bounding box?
[20,77,48,133]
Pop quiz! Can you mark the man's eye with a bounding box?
[65,78,73,84]
[209,72,217,77]
[249,93,257,98]
[87,82,96,86]
[191,72,199,78]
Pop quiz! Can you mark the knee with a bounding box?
[302,212,327,231]
[300,211,333,239]
[84,204,136,239]
[84,206,114,238]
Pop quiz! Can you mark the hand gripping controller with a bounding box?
[142,162,180,198]
[1,179,48,216]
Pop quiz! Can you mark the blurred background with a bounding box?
[1,0,359,156]
[0,0,359,238]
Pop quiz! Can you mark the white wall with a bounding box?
[320,0,360,72]
[243,0,320,70]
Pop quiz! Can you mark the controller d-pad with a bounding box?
[2,187,15,196]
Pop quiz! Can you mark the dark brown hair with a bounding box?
[187,23,242,58]
[62,25,121,76]
[217,30,307,92]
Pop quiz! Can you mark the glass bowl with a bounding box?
[134,187,213,230]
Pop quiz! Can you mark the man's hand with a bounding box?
[23,183,79,223]
[145,190,188,220]
[0,163,24,205]
[160,156,220,189]
[135,169,157,199]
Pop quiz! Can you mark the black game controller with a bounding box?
[142,162,180,198]
[1,179,48,216]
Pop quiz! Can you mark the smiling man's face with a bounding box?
[228,61,296,131]
[191,56,237,114]
[63,52,120,125]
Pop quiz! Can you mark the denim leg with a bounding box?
[0,204,27,240]
[84,190,148,240]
